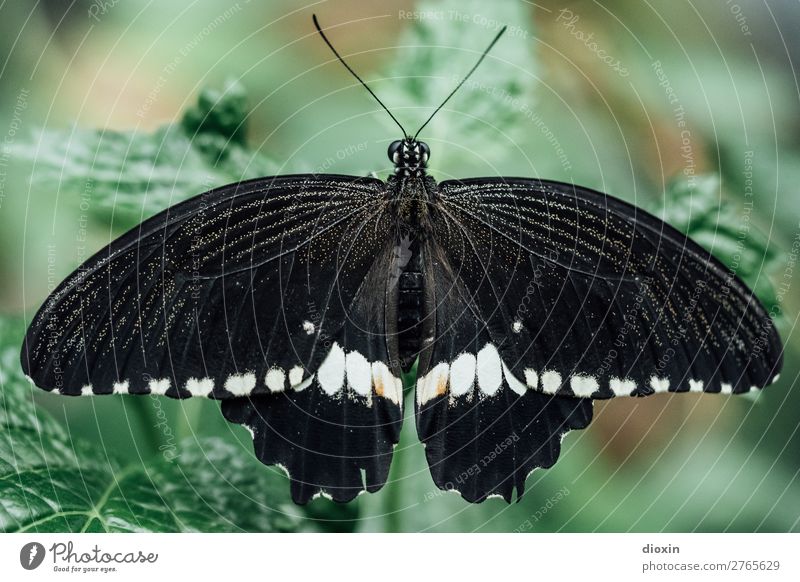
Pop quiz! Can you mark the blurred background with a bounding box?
[0,0,798,532]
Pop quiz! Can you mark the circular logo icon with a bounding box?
[20,542,46,570]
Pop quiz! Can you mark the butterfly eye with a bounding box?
[418,141,430,164]
[387,140,403,163]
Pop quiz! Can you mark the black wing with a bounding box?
[415,177,782,503]
[22,174,405,503]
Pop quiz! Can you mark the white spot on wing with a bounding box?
[570,374,598,397]
[345,351,372,397]
[288,365,305,387]
[317,342,345,395]
[540,370,562,394]
[186,377,214,396]
[610,377,635,396]
[81,384,93,396]
[720,382,733,394]
[112,380,129,394]
[689,379,704,392]
[502,362,527,396]
[265,368,286,393]
[294,374,314,392]
[417,362,449,405]
[224,373,255,396]
[512,320,523,333]
[288,366,314,392]
[449,353,476,398]
[302,320,315,335]
[371,361,401,405]
[649,376,670,393]
[524,369,538,389]
[476,343,502,396]
[148,378,171,395]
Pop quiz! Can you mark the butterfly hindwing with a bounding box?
[22,174,405,503]
[415,176,782,501]
[415,221,593,503]
[414,244,593,501]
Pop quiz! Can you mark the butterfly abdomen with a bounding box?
[396,235,424,372]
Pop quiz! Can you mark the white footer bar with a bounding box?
[1,533,797,581]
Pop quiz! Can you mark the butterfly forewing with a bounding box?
[432,177,782,397]
[22,174,405,503]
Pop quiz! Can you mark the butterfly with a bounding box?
[20,16,783,504]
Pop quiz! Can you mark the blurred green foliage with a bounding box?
[659,174,782,320]
[14,80,276,230]
[0,0,798,532]
[1,319,306,532]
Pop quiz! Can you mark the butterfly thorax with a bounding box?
[386,174,437,226]
[385,136,437,224]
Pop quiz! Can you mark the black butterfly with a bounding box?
[21,16,783,504]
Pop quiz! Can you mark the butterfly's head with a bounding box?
[388,138,429,177]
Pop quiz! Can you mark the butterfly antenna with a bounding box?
[413,25,507,140]
[313,14,408,137]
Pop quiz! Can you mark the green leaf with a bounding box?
[659,174,781,314]
[1,319,302,532]
[383,0,537,175]
[15,80,277,231]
